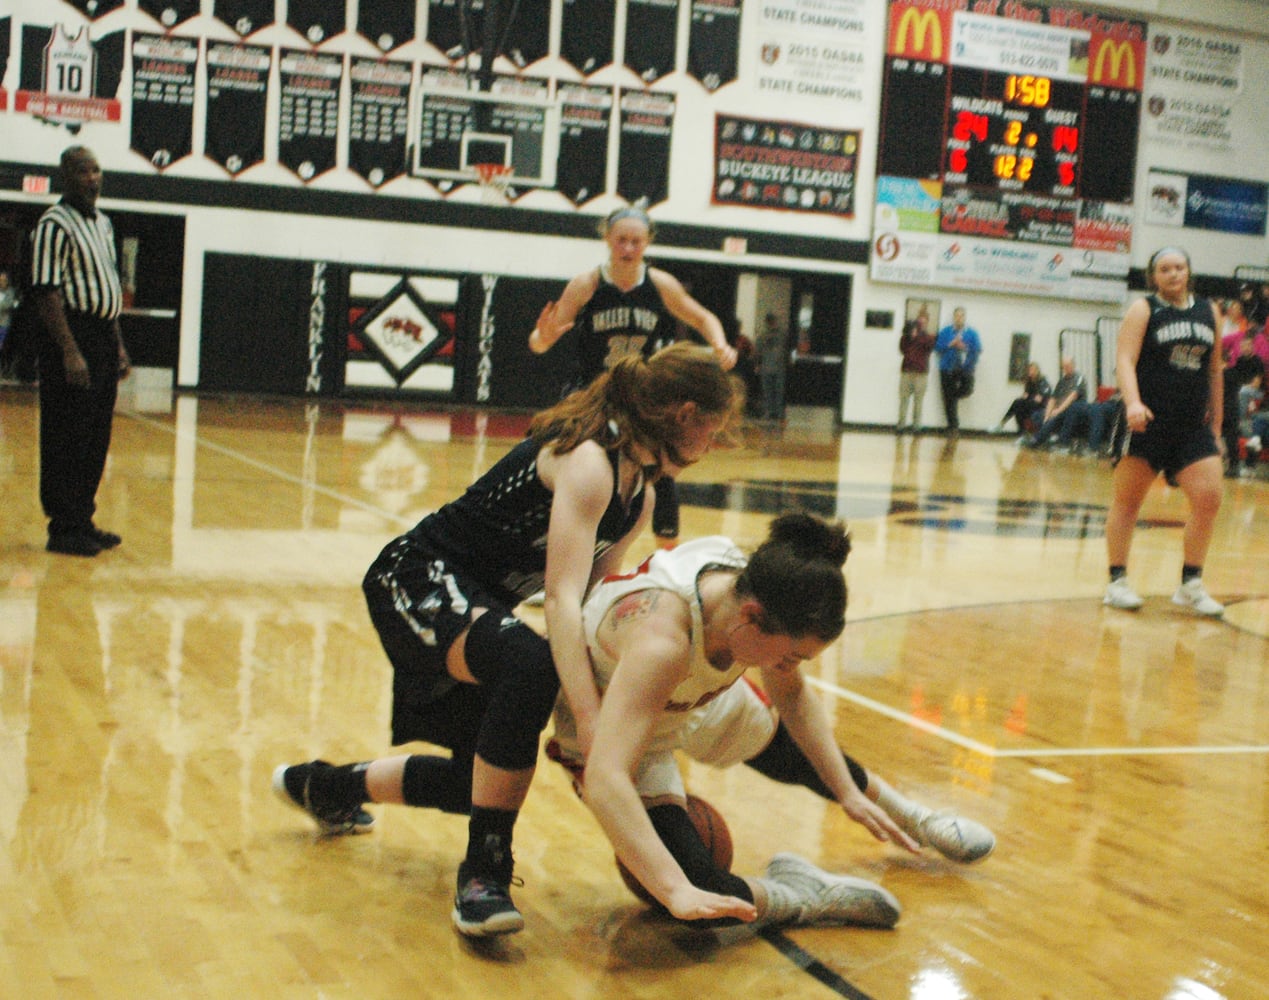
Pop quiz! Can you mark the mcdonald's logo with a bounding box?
[1091,38,1137,88]
[890,6,944,61]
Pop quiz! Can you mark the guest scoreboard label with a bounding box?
[872,2,1146,302]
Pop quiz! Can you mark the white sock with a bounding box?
[874,783,932,845]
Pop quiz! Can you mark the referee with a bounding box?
[31,145,131,557]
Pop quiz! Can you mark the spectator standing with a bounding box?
[933,308,981,436]
[29,146,131,557]
[896,306,935,432]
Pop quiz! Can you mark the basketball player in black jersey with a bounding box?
[272,344,743,938]
[529,204,738,539]
[1104,247,1226,616]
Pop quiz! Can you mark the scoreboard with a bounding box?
[872,3,1147,302]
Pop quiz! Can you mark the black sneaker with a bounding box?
[452,861,524,937]
[271,761,375,836]
[47,532,102,557]
[91,525,122,549]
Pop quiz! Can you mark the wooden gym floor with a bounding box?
[1,385,1266,1000]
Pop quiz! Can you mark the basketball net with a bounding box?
[472,163,513,206]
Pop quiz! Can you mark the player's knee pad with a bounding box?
[401,753,473,815]
[647,803,752,902]
[464,611,559,771]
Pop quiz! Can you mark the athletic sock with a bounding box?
[466,806,517,879]
[1181,564,1201,584]
[873,783,931,844]
[1109,565,1127,583]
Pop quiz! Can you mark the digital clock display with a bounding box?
[872,2,1146,300]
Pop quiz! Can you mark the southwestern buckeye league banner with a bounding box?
[713,114,859,217]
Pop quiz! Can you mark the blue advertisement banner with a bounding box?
[1183,174,1268,236]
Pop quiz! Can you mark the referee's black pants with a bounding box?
[38,314,120,537]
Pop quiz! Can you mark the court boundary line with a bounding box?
[805,676,1269,760]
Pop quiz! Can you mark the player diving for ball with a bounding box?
[549,512,994,929]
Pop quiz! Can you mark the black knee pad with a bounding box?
[464,611,559,771]
[401,753,474,815]
[745,723,868,798]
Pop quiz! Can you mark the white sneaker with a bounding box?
[1104,578,1144,610]
[1247,436,1261,453]
[914,811,996,864]
[1172,578,1224,617]
[763,853,900,929]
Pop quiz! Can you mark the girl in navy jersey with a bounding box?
[272,344,743,938]
[529,204,738,539]
[1103,247,1226,616]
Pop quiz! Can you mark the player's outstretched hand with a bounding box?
[841,790,921,854]
[664,884,757,923]
[535,300,574,342]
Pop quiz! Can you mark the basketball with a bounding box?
[616,795,734,904]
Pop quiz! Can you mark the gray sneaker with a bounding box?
[764,853,900,928]
[915,810,996,864]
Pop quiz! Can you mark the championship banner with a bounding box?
[688,0,741,92]
[754,0,871,104]
[502,0,551,68]
[205,42,270,175]
[617,89,675,206]
[357,4,416,53]
[16,24,124,129]
[288,0,347,47]
[1144,26,1242,149]
[560,0,614,75]
[277,48,343,182]
[213,0,275,38]
[130,33,196,169]
[557,84,613,205]
[139,0,201,30]
[714,114,859,218]
[64,0,125,19]
[348,57,413,188]
[625,0,679,84]
[428,0,485,62]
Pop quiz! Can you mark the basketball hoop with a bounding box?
[472,162,513,205]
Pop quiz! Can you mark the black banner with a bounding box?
[357,5,415,52]
[557,84,612,205]
[205,42,269,175]
[714,114,858,217]
[687,0,740,91]
[277,48,342,182]
[130,32,196,169]
[560,0,613,75]
[63,0,125,19]
[213,0,275,37]
[503,0,551,68]
[348,57,412,187]
[288,0,346,46]
[138,0,201,30]
[617,90,674,206]
[428,0,485,61]
[625,0,678,83]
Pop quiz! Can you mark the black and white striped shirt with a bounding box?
[30,201,123,320]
